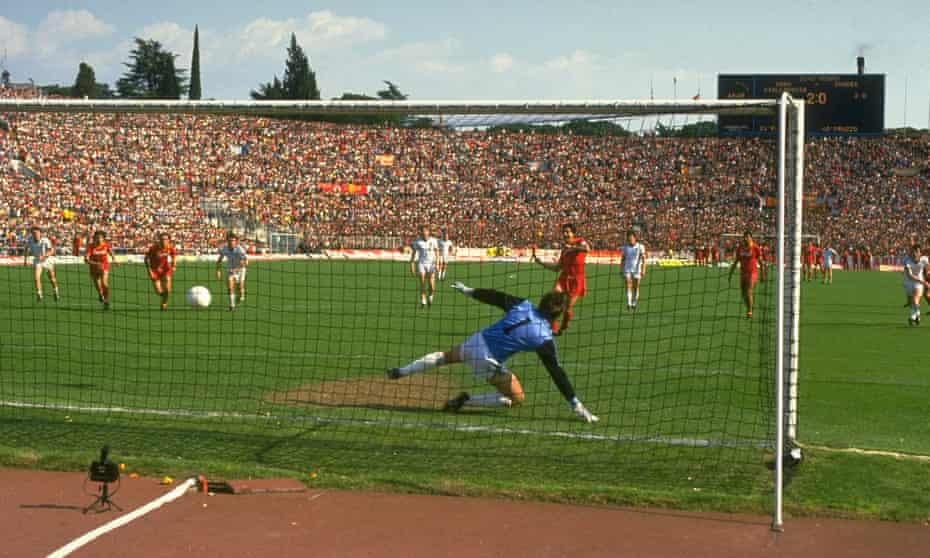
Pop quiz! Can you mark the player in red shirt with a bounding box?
[532,223,589,335]
[803,241,817,282]
[72,233,83,260]
[729,231,766,319]
[84,230,117,309]
[145,233,177,311]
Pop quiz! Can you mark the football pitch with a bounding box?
[0,260,928,519]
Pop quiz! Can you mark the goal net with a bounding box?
[0,98,803,523]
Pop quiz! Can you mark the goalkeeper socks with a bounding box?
[463,393,511,407]
[398,352,446,376]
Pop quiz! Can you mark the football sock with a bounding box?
[626,290,633,306]
[398,352,445,376]
[463,393,511,408]
[634,289,640,305]
[229,293,236,308]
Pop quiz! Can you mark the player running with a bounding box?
[437,231,455,281]
[619,230,646,312]
[532,223,589,335]
[410,225,439,308]
[24,226,60,302]
[729,231,766,319]
[145,233,177,311]
[387,282,599,423]
[902,244,929,326]
[821,244,838,284]
[216,232,249,311]
[84,231,117,309]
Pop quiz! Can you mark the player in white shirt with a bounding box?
[902,244,929,326]
[619,230,646,311]
[216,232,249,311]
[410,225,440,307]
[821,245,838,285]
[437,232,455,281]
[23,226,59,302]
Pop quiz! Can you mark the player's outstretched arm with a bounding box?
[535,341,599,423]
[451,282,521,311]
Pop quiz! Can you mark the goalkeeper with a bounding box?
[387,282,599,423]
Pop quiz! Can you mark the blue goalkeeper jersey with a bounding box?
[480,300,554,362]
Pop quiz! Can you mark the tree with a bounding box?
[377,81,407,100]
[189,25,202,100]
[73,62,97,98]
[250,76,286,100]
[253,33,319,101]
[282,33,319,100]
[116,37,187,98]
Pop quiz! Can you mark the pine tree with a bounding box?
[73,62,97,98]
[282,33,320,100]
[189,25,202,100]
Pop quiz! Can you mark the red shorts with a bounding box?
[740,272,758,288]
[804,257,814,266]
[149,267,173,281]
[556,273,586,297]
[88,262,109,277]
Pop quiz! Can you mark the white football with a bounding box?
[186,286,212,308]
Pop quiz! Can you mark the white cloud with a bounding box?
[490,53,514,74]
[375,38,463,74]
[544,50,598,72]
[237,11,388,59]
[38,10,114,42]
[136,22,196,63]
[0,16,29,58]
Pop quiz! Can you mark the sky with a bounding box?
[1,0,928,128]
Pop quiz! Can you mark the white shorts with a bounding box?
[623,270,641,280]
[33,259,54,272]
[458,332,507,380]
[227,268,247,283]
[904,282,924,297]
[417,262,436,275]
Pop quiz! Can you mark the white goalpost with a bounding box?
[0,96,806,529]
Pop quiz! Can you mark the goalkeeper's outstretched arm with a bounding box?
[452,282,521,311]
[535,341,599,423]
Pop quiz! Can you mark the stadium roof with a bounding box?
[0,99,777,117]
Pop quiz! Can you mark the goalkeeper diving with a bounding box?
[387,282,599,423]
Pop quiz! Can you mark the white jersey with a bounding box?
[439,239,454,259]
[621,242,646,274]
[219,244,248,270]
[902,255,928,288]
[411,237,439,265]
[26,237,53,263]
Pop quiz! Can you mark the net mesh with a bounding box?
[0,108,779,494]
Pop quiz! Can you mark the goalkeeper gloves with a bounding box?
[451,282,475,296]
[572,401,599,423]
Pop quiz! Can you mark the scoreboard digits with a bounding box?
[718,74,885,136]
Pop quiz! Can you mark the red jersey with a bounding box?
[86,241,112,265]
[72,236,83,256]
[805,244,816,263]
[737,243,763,275]
[558,237,588,278]
[146,243,176,271]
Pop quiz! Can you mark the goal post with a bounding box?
[0,97,804,527]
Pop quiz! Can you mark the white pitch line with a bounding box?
[46,477,196,558]
[0,399,768,449]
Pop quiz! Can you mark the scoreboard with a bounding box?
[718,74,885,136]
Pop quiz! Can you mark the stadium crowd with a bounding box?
[1,94,928,257]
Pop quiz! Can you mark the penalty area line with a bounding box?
[46,477,197,558]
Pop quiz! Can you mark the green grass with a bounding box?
[0,261,928,521]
